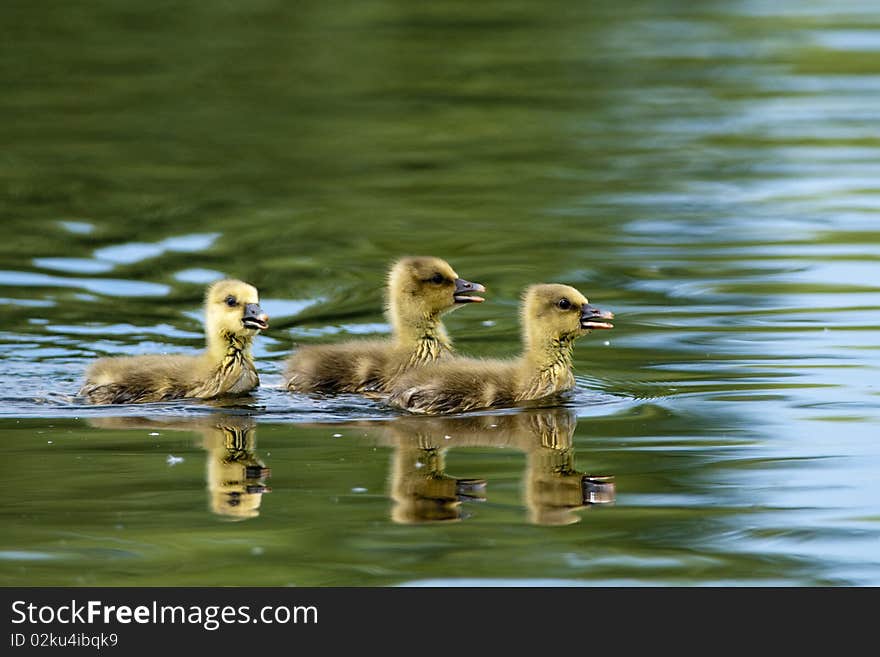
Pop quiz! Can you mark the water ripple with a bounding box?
[0,271,170,297]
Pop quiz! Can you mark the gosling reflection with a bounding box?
[202,418,270,520]
[521,412,615,526]
[371,408,614,525]
[87,415,270,520]
[390,441,487,524]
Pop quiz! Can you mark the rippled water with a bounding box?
[2,0,879,586]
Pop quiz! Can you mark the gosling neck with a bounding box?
[389,302,452,354]
[520,333,577,397]
[207,330,255,367]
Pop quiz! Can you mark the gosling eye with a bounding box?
[225,295,238,307]
[429,273,445,284]
[557,298,572,310]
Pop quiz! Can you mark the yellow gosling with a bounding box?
[386,283,612,414]
[79,279,269,404]
[285,256,485,394]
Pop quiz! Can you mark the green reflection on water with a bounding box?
[1,412,826,586]
[2,0,880,585]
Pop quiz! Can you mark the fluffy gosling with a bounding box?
[284,256,485,394]
[386,283,612,414]
[79,279,269,404]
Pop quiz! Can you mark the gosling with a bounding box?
[284,256,485,394]
[79,279,269,404]
[386,284,613,414]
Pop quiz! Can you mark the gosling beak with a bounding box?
[581,304,614,330]
[582,475,615,505]
[456,478,488,502]
[242,303,269,331]
[453,278,486,304]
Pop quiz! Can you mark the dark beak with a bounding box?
[453,278,486,304]
[582,475,615,505]
[242,303,269,331]
[456,478,488,502]
[580,304,614,330]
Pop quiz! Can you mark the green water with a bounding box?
[2,0,880,586]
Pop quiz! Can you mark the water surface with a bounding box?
[2,0,879,586]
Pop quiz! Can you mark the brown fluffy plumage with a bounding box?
[386,283,613,414]
[284,256,485,394]
[79,279,269,404]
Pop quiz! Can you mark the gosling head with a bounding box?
[387,256,485,319]
[205,279,269,341]
[521,283,613,348]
